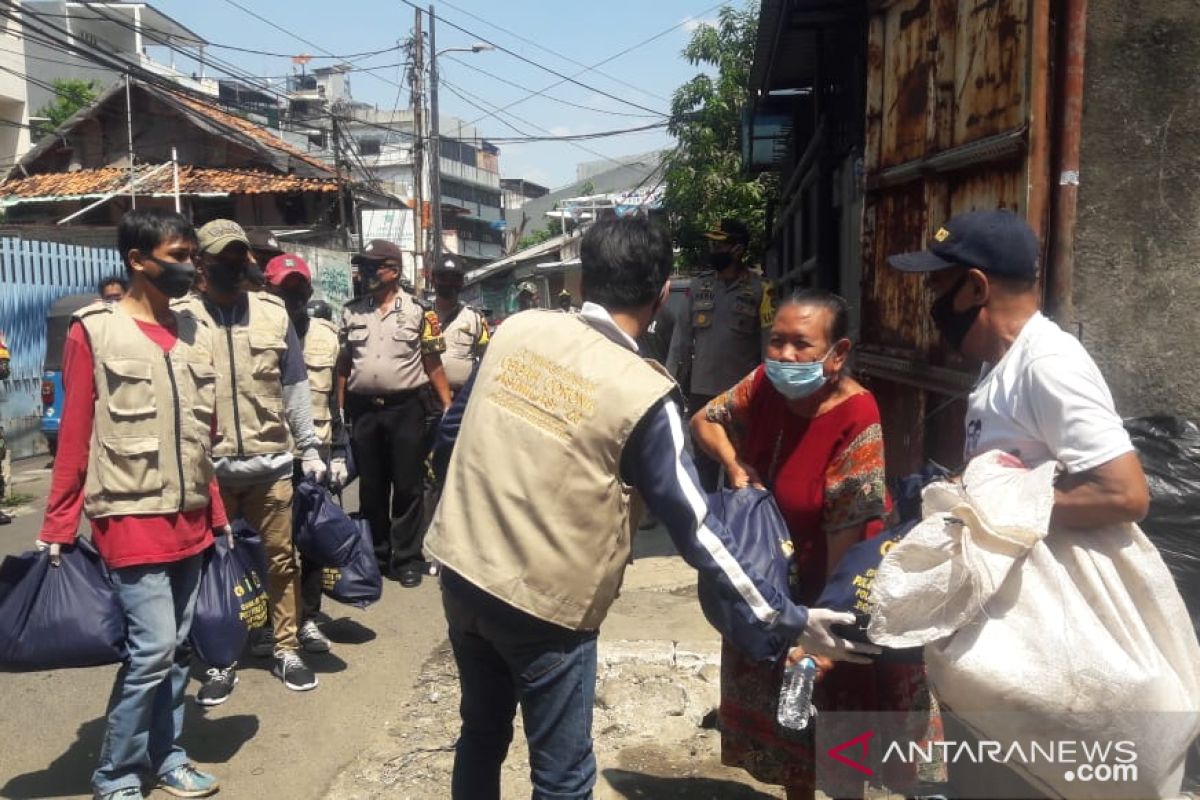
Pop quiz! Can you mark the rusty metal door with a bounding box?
[856,0,1052,474]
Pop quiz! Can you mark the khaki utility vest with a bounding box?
[427,310,675,631]
[302,318,339,451]
[174,293,292,458]
[76,301,217,518]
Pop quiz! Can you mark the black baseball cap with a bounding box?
[887,210,1039,280]
[703,218,750,247]
[433,254,465,276]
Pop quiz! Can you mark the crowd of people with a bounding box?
[32,206,1163,800]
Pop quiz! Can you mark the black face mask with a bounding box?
[279,288,310,316]
[289,309,310,338]
[435,284,459,301]
[706,250,735,271]
[361,263,397,292]
[144,255,196,299]
[930,273,983,351]
[206,260,246,295]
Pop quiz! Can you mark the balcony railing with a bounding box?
[439,156,500,190]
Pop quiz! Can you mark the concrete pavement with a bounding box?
[0,456,786,799]
[0,457,446,800]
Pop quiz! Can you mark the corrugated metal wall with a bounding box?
[0,238,122,458]
[857,0,1052,475]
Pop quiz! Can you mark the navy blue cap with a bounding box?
[887,210,1039,280]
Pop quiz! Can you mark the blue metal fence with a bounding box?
[0,237,123,458]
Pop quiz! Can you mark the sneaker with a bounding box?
[94,788,142,800]
[156,764,219,798]
[298,619,331,653]
[273,650,318,691]
[195,665,237,707]
[249,626,275,658]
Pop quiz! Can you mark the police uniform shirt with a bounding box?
[683,269,775,397]
[341,292,446,395]
[438,304,490,388]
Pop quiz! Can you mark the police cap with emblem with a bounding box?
[352,238,405,265]
[703,218,750,247]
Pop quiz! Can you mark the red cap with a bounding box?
[264,253,312,286]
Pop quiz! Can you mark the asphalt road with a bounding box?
[0,457,447,800]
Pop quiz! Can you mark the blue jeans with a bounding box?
[441,570,598,800]
[93,554,203,796]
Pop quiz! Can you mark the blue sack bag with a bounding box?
[815,463,949,664]
[815,519,924,664]
[189,534,269,668]
[0,538,127,671]
[293,478,359,568]
[697,487,794,663]
[321,514,382,608]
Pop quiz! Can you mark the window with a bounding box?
[358,138,381,156]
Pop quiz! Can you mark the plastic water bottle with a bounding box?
[777,656,817,731]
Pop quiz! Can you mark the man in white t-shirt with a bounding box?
[888,209,1149,529]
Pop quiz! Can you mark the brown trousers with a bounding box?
[220,479,299,653]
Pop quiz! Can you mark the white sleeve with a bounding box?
[1024,352,1134,474]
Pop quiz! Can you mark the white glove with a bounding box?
[301,450,327,484]
[35,539,63,566]
[329,457,348,490]
[797,608,881,664]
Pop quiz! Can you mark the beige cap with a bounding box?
[197,219,250,255]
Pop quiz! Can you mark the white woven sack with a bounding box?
[868,450,1200,798]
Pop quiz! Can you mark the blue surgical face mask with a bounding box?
[764,347,835,400]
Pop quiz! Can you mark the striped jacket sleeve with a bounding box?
[622,399,809,640]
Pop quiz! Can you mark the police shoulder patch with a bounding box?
[424,309,443,337]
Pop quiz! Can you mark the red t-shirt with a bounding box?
[39,318,226,569]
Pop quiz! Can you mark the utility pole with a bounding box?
[332,108,350,248]
[125,73,135,209]
[428,3,442,271]
[411,8,425,289]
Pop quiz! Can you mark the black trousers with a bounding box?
[688,392,720,493]
[348,391,436,574]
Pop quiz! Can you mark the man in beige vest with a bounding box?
[428,216,875,800]
[265,252,348,654]
[179,220,326,706]
[37,209,226,799]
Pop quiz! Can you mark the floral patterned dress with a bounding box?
[705,366,928,790]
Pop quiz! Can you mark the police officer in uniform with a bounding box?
[557,289,575,312]
[337,239,451,587]
[516,280,539,312]
[669,218,775,490]
[265,252,348,653]
[431,254,489,393]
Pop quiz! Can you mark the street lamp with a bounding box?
[429,3,493,268]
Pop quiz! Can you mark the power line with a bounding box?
[435,0,673,103]
[437,76,658,171]
[10,6,403,60]
[398,0,665,118]
[217,0,406,94]
[442,54,660,119]
[454,3,721,129]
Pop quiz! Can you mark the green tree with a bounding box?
[664,4,776,271]
[34,79,100,138]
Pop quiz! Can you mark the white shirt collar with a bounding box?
[579,301,639,352]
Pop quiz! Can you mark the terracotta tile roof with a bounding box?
[0,166,338,200]
[164,91,334,176]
